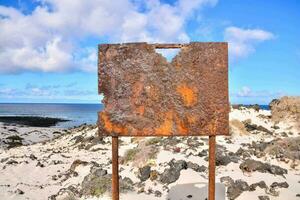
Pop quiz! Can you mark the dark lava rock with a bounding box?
[216,152,239,166]
[160,159,187,184]
[187,161,207,172]
[296,194,300,197]
[243,121,258,132]
[270,181,289,188]
[50,160,63,165]
[243,121,272,134]
[226,179,249,200]
[239,159,287,177]
[160,167,181,184]
[154,190,162,197]
[81,167,133,197]
[36,161,45,168]
[205,146,239,166]
[249,181,268,191]
[198,149,208,157]
[15,189,24,195]
[29,154,37,160]
[235,148,251,159]
[0,116,69,127]
[138,166,151,181]
[232,104,260,111]
[72,135,84,144]
[271,125,280,130]
[187,194,193,198]
[264,137,300,160]
[256,125,272,134]
[258,196,270,200]
[6,160,18,165]
[220,176,234,186]
[167,159,187,172]
[69,159,89,172]
[5,135,23,148]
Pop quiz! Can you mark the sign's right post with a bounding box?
[209,135,216,200]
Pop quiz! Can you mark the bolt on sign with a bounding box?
[97,42,229,200]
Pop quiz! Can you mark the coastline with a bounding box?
[0,116,70,127]
[0,102,299,200]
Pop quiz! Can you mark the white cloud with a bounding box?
[224,26,274,60]
[0,0,217,73]
[236,86,252,97]
[234,86,284,98]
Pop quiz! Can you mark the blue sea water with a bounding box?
[0,103,269,128]
[0,103,103,128]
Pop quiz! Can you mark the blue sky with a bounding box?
[0,0,299,104]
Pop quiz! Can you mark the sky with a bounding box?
[0,0,299,104]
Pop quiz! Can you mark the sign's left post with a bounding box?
[112,136,119,200]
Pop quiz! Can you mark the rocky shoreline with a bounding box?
[0,116,70,127]
[0,97,300,200]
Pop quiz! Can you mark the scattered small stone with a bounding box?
[81,166,132,197]
[0,158,9,163]
[173,147,181,153]
[249,181,267,191]
[270,181,289,189]
[154,190,162,197]
[160,159,187,184]
[198,149,207,157]
[15,189,24,195]
[187,161,206,172]
[29,154,37,160]
[50,160,63,165]
[258,196,270,200]
[150,170,158,181]
[220,176,234,186]
[6,160,18,165]
[36,161,45,168]
[69,159,88,172]
[240,159,287,177]
[226,179,249,200]
[187,194,193,198]
[271,125,280,129]
[138,165,151,182]
[235,147,251,158]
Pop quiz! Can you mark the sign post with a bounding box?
[98,42,229,200]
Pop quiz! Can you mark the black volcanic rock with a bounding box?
[0,116,69,127]
[239,159,287,176]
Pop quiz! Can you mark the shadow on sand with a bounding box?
[168,182,225,200]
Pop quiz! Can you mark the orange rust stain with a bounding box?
[187,114,197,124]
[174,114,188,134]
[155,112,173,135]
[136,105,145,115]
[100,112,113,132]
[100,112,128,134]
[176,85,197,107]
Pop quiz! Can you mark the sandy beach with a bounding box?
[0,97,300,200]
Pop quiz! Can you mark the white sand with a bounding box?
[0,107,299,200]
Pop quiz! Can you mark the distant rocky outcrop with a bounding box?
[270,96,300,130]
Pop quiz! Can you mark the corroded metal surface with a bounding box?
[98,42,229,136]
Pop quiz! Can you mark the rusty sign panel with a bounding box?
[98,42,229,136]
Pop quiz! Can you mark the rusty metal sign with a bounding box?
[98,42,229,137]
[97,42,228,200]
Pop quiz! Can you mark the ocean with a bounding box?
[0,103,103,128]
[0,103,269,128]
